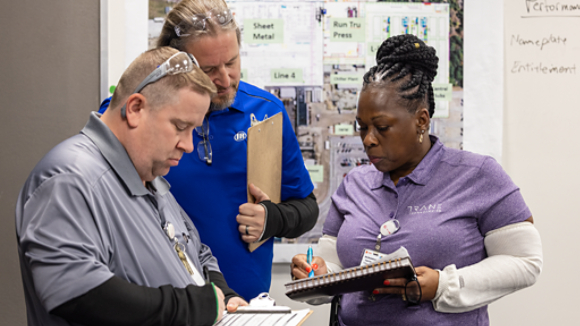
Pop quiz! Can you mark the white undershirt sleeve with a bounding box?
[316,235,343,274]
[303,235,343,305]
[432,221,543,313]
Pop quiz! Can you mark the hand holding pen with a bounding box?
[289,247,327,280]
[306,246,315,278]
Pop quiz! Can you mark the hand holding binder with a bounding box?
[286,247,416,302]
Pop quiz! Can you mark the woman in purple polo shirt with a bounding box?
[291,34,542,325]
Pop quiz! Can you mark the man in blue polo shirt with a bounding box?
[101,0,318,300]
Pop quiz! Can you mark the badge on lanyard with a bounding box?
[164,222,205,286]
[360,219,400,266]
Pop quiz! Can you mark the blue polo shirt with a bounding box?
[167,81,313,300]
[99,81,313,300]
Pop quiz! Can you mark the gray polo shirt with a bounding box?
[16,112,220,326]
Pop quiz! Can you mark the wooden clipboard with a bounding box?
[247,112,283,252]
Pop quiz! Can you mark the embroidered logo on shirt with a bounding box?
[407,204,442,214]
[234,131,247,142]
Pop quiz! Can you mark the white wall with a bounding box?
[463,0,504,162]
[102,0,148,99]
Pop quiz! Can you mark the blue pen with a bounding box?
[307,246,314,278]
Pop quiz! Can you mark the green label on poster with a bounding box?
[330,18,365,42]
[330,74,363,84]
[306,165,324,183]
[244,19,284,44]
[367,42,381,57]
[335,124,354,135]
[271,68,303,83]
[241,69,248,82]
[433,83,452,101]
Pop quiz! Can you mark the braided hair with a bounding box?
[363,34,439,117]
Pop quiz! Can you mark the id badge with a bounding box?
[184,250,206,286]
[360,248,387,266]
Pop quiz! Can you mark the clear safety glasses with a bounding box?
[174,8,234,37]
[195,117,212,166]
[121,51,199,117]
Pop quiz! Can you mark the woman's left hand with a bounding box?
[373,266,440,302]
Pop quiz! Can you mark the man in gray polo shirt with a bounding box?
[16,47,247,326]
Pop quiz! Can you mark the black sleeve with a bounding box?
[51,276,218,326]
[208,270,243,304]
[259,191,319,240]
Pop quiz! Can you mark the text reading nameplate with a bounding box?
[271,69,303,83]
[244,19,284,44]
[330,18,365,42]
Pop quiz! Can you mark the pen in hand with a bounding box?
[307,246,314,278]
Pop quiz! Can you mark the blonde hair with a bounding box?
[109,47,216,111]
[157,0,240,50]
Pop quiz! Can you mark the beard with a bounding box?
[209,81,239,112]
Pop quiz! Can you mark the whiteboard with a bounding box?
[499,1,580,325]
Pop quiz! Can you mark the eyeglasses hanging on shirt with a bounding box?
[195,117,212,166]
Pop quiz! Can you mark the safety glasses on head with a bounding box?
[121,51,199,118]
[174,8,234,37]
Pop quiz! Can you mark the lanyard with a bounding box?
[374,219,400,251]
[163,221,205,285]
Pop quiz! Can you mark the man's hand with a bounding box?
[226,297,249,313]
[237,184,270,243]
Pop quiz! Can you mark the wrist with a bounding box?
[257,202,269,241]
[259,200,282,239]
[211,283,219,325]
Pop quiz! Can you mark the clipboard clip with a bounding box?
[249,292,276,307]
[250,113,268,127]
[234,292,291,314]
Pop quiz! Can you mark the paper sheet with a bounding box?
[215,309,312,326]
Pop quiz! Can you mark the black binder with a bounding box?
[285,257,415,302]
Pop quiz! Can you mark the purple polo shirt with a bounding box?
[323,135,531,326]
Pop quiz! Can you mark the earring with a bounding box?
[419,130,425,144]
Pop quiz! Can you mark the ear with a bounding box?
[124,94,147,128]
[415,107,431,132]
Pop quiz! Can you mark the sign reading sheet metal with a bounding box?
[229,1,324,88]
[244,19,284,44]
